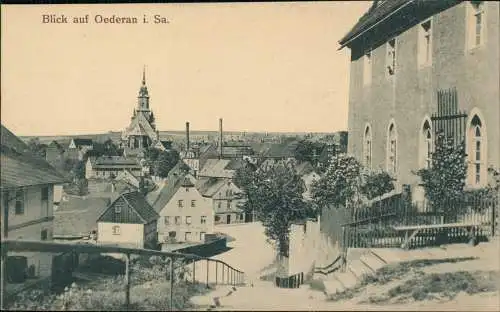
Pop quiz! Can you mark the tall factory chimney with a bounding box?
[186,122,190,152]
[219,118,223,159]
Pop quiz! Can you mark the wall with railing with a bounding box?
[0,239,246,310]
[341,189,499,250]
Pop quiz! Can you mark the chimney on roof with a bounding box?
[219,118,223,159]
[186,122,190,152]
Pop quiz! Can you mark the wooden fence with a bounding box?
[342,189,499,249]
[0,240,246,310]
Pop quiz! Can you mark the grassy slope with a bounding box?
[327,257,500,305]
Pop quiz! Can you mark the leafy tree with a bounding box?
[237,160,313,257]
[72,160,86,180]
[311,154,364,210]
[294,140,326,167]
[93,139,122,157]
[361,171,395,201]
[233,161,259,218]
[146,148,180,178]
[75,178,88,196]
[415,132,467,221]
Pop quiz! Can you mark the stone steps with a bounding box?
[359,251,386,272]
[323,249,389,297]
[347,258,372,280]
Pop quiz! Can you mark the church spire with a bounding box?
[138,65,150,111]
[142,65,146,85]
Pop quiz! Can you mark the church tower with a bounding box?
[121,66,160,154]
[137,66,150,112]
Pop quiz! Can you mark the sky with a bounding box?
[1,2,371,136]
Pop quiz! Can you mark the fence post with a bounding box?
[0,244,7,311]
[493,194,498,237]
[192,259,196,284]
[215,262,218,285]
[222,263,225,284]
[169,257,174,311]
[206,259,209,288]
[125,253,131,308]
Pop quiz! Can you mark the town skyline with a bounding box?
[1,2,370,136]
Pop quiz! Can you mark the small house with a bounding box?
[96,191,159,249]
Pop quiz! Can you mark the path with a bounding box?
[190,222,276,285]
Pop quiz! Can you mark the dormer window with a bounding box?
[386,39,396,76]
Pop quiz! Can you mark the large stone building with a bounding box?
[340,1,499,200]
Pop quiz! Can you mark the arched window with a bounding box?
[363,125,372,169]
[387,122,398,176]
[468,115,487,186]
[420,120,433,169]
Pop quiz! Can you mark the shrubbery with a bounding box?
[7,255,207,311]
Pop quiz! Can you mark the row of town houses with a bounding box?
[0,121,325,287]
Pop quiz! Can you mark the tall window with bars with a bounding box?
[363,125,372,169]
[468,115,487,187]
[474,126,482,184]
[387,123,398,176]
[420,120,433,169]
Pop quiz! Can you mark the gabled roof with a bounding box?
[149,171,197,213]
[123,111,158,141]
[198,159,234,178]
[128,123,149,136]
[195,177,227,198]
[338,0,412,48]
[97,191,159,224]
[1,125,67,189]
[224,159,246,171]
[71,138,93,146]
